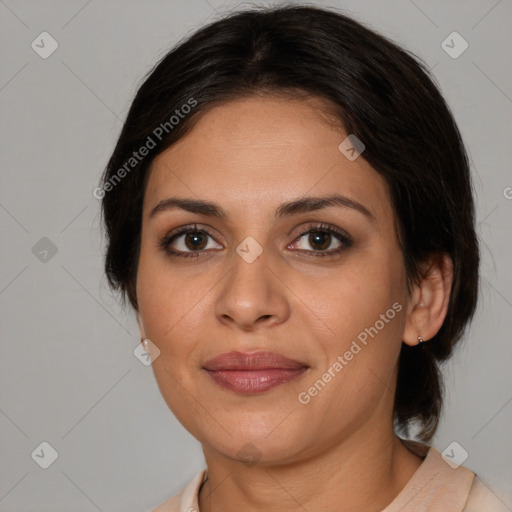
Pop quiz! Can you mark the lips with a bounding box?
[203,351,309,394]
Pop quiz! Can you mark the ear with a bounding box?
[136,312,147,340]
[403,253,453,346]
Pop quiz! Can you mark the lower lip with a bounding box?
[204,368,308,394]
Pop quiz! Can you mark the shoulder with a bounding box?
[147,493,180,512]
[463,476,511,512]
[395,439,510,512]
[147,469,207,512]
[383,439,473,511]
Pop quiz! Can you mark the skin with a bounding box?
[136,95,453,512]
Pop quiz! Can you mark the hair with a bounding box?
[100,5,479,443]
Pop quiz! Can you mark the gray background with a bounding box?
[1,0,511,511]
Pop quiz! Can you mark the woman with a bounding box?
[99,5,506,511]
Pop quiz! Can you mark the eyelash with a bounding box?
[158,222,353,259]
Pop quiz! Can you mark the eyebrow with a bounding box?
[149,194,375,222]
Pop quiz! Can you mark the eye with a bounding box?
[158,222,353,260]
[288,223,353,257]
[158,224,222,258]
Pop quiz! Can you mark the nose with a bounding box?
[214,247,291,332]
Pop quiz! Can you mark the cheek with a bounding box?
[313,251,404,342]
[136,254,209,427]
[302,251,406,405]
[136,244,209,343]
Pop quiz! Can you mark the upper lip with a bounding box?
[203,351,308,371]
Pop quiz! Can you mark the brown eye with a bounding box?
[185,231,208,250]
[159,226,223,258]
[288,223,353,257]
[294,229,342,252]
[308,230,332,251]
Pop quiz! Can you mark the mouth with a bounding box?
[202,351,309,394]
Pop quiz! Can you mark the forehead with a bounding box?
[144,96,393,222]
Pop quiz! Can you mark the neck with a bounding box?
[198,425,424,512]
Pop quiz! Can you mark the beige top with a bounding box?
[149,440,509,511]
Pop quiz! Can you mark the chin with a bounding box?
[199,419,312,466]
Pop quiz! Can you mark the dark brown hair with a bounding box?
[100,5,479,443]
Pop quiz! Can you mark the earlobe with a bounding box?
[136,313,147,340]
[403,254,453,346]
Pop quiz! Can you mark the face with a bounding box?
[136,95,412,464]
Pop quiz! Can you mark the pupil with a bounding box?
[185,231,206,250]
[309,231,330,250]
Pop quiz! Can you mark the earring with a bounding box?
[141,338,149,350]
[418,335,425,344]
